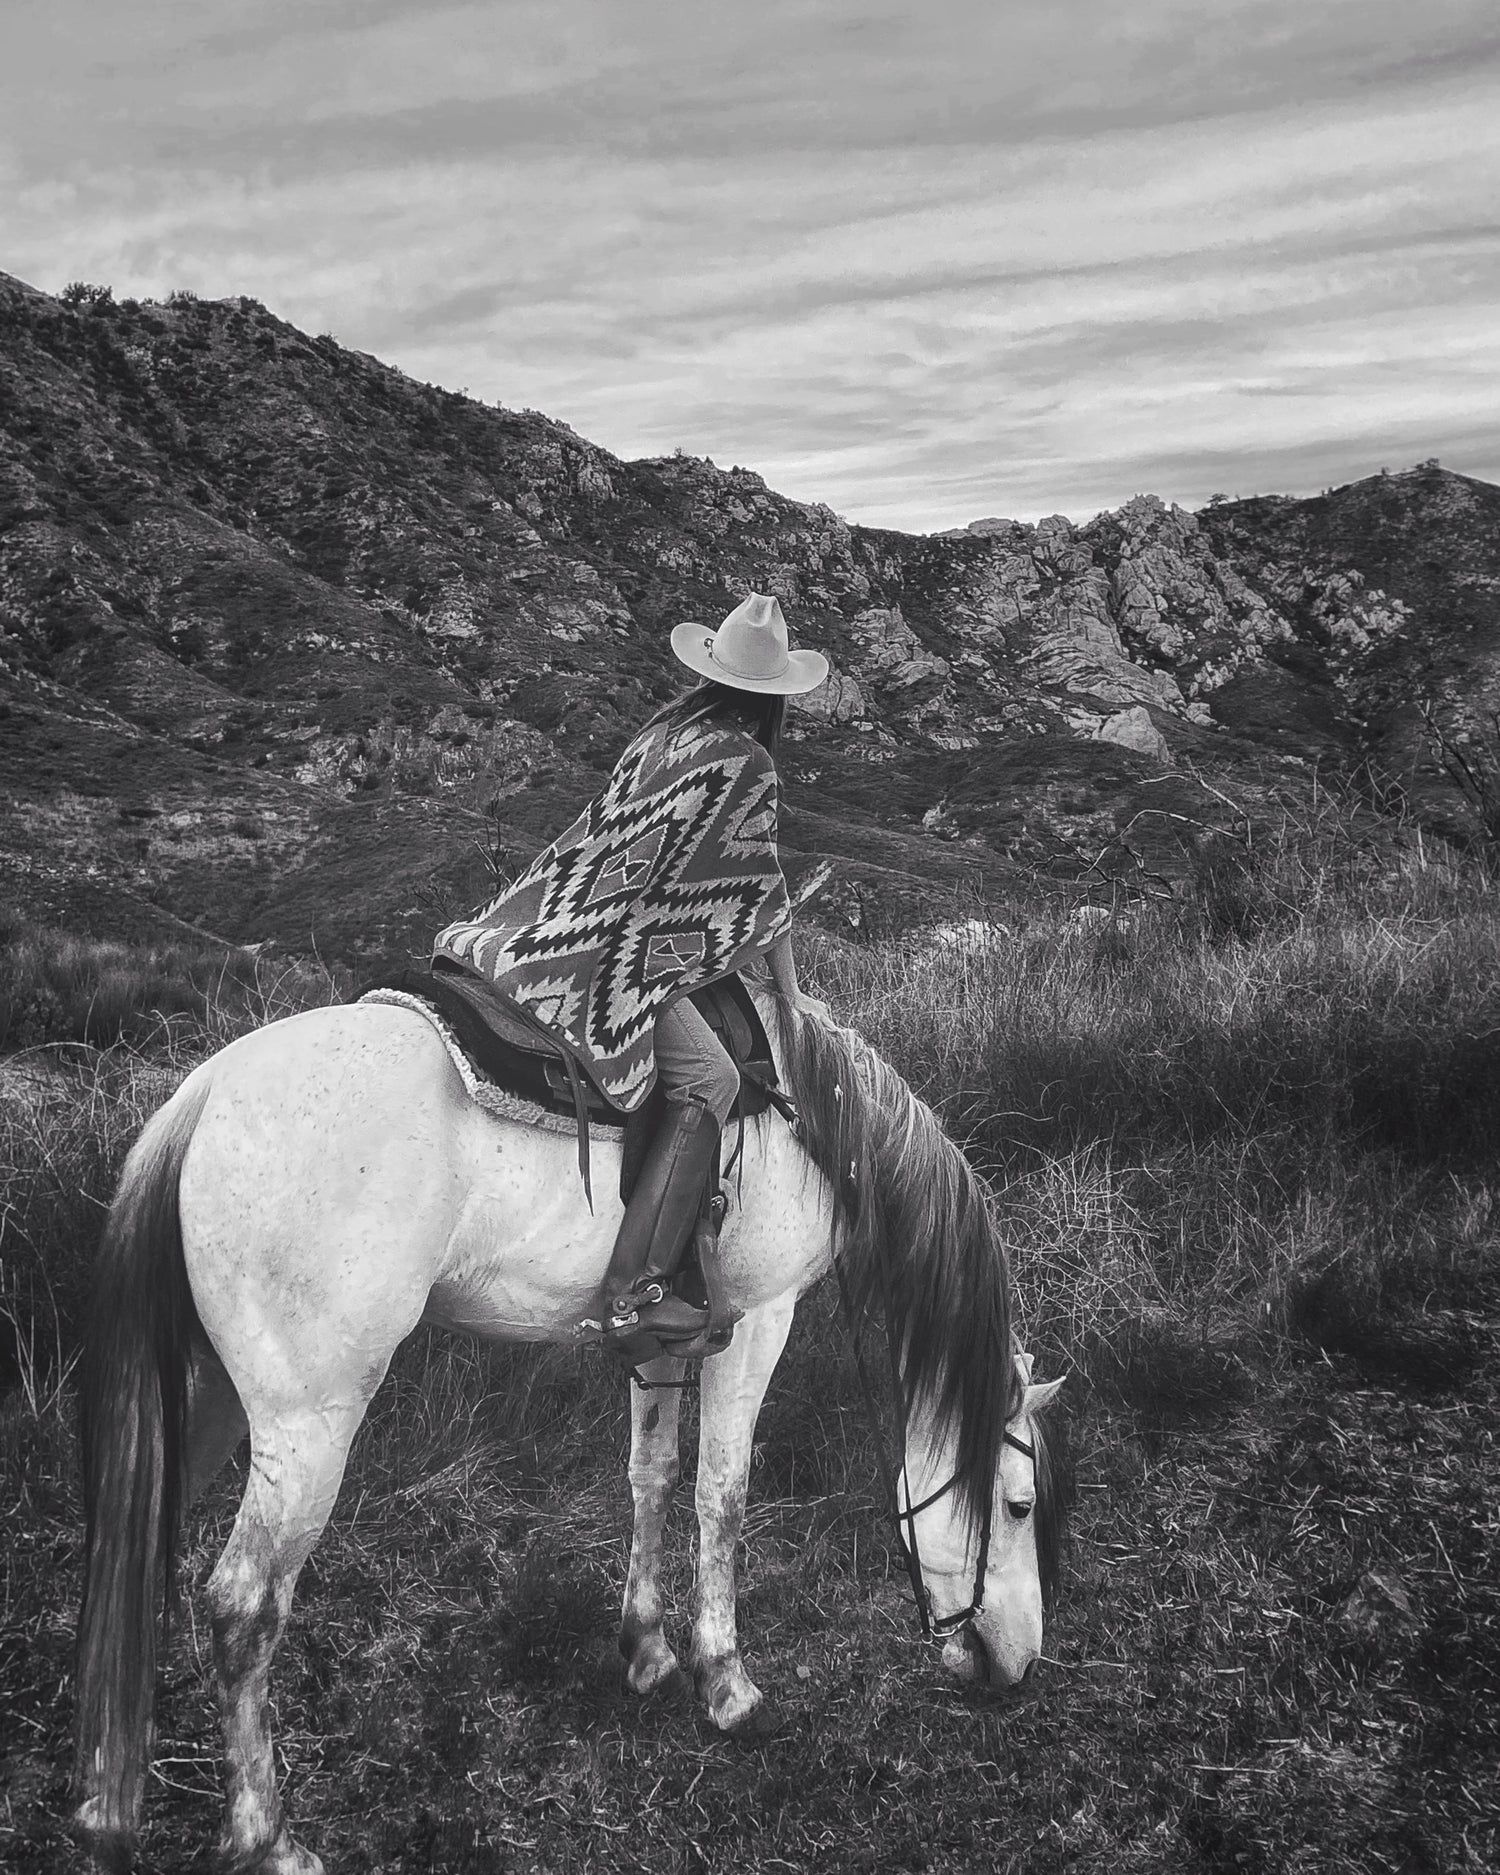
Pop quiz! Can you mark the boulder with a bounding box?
[1096,706,1172,764]
[791,668,867,726]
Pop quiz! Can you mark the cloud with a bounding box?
[3,0,1499,529]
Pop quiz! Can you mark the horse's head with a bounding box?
[901,1352,1065,1690]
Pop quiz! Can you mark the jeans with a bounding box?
[653,995,739,1124]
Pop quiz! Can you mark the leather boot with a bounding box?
[603,1097,718,1355]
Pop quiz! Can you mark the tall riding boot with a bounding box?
[603,1097,719,1356]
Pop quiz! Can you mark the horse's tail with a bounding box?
[72,1069,214,1871]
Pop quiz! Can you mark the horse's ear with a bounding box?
[1022,1377,1064,1415]
[1012,1344,1035,1384]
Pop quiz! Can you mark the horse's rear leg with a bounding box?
[620,1354,688,1694]
[208,1406,362,1875]
[692,1295,795,1736]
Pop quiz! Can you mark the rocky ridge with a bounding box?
[2,270,1498,961]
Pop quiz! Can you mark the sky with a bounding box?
[3,0,1499,532]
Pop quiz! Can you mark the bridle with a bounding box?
[896,1430,1037,1640]
[832,1247,1037,1642]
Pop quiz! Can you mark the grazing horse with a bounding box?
[73,995,1063,1874]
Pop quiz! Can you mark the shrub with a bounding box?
[60,281,113,310]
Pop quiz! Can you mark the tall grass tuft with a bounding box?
[0,946,347,1399]
[806,808,1499,1405]
[0,919,350,1052]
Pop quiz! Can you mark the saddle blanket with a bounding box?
[359,986,619,1138]
[358,970,789,1212]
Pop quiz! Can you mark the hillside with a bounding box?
[3,269,1498,963]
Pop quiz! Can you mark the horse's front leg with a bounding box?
[691,1293,796,1735]
[620,1352,689,1694]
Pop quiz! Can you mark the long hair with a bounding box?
[641,680,786,755]
[769,1003,1032,1553]
[74,1073,214,1863]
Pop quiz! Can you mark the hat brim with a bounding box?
[671,622,829,696]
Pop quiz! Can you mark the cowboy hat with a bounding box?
[671,594,829,696]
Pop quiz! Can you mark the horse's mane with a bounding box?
[769,1001,1025,1550]
[1030,1412,1065,1612]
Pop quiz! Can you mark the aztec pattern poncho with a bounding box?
[433,715,791,1110]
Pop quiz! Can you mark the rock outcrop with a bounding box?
[3,271,1498,958]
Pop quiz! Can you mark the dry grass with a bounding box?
[2,817,1498,1870]
[0,915,351,1052]
[806,811,1500,1415]
[0,949,346,1410]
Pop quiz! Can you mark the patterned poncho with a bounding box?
[433,715,791,1110]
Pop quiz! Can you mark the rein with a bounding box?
[831,1245,1035,1643]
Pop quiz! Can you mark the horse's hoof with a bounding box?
[623,1630,683,1696]
[258,1838,323,1875]
[695,1652,777,1736]
[70,1808,132,1875]
[720,1696,781,1740]
[272,1841,323,1875]
[222,1824,324,1875]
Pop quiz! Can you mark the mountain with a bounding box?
[3,270,1497,963]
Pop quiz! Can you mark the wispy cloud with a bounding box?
[4,0,1499,529]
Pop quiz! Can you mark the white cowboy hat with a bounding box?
[671,594,829,696]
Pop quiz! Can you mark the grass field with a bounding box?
[2,815,1497,1873]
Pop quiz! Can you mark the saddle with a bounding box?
[369,959,795,1204]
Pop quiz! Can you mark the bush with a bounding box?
[60,281,113,311]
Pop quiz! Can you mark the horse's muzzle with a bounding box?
[951,1622,1040,1696]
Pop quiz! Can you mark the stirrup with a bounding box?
[604,1281,727,1366]
[607,1287,709,1337]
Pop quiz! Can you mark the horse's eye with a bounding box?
[1006,1500,1033,1521]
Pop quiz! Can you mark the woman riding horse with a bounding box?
[432,593,830,1360]
[71,614,1063,1866]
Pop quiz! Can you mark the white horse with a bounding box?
[72,993,1063,1875]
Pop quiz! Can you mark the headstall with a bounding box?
[832,1249,1035,1643]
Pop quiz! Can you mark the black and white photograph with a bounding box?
[2,3,1497,1870]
